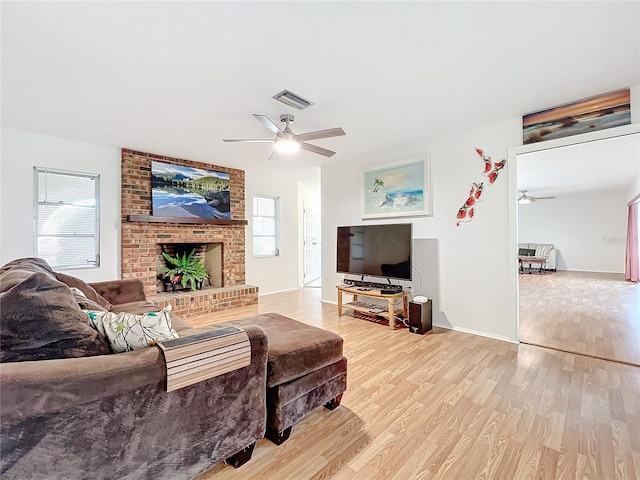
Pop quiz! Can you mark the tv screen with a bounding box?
[336,224,412,281]
[151,161,231,219]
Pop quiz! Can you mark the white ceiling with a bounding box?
[2,1,639,189]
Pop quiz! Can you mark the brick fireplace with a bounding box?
[121,149,258,318]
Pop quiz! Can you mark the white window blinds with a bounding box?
[253,195,279,257]
[34,168,100,270]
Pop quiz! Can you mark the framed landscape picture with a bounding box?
[151,161,231,219]
[362,156,431,219]
[523,89,631,144]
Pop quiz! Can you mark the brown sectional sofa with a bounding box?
[0,258,268,479]
[0,258,348,478]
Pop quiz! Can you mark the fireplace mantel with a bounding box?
[127,215,248,226]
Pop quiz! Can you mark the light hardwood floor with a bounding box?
[519,270,640,366]
[191,288,640,480]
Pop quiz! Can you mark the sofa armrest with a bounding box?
[0,324,268,421]
[546,248,557,270]
[90,278,146,304]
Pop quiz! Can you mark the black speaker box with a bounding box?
[409,300,432,335]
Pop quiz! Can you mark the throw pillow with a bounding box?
[535,244,553,258]
[0,272,111,362]
[85,305,179,353]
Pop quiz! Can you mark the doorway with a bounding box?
[303,200,321,287]
[510,124,640,365]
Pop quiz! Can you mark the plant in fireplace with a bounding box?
[159,248,209,291]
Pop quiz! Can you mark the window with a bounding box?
[34,167,100,269]
[253,195,279,257]
[351,230,364,259]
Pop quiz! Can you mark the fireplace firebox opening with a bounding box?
[156,243,222,293]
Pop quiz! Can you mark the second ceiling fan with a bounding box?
[223,114,345,158]
[518,190,556,204]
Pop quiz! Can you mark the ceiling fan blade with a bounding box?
[300,142,336,157]
[534,196,556,200]
[253,114,285,138]
[294,127,346,142]
[266,149,278,162]
[222,139,275,143]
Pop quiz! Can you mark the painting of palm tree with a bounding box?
[363,158,431,219]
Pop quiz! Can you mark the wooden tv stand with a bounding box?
[336,285,408,330]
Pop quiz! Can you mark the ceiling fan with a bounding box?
[223,114,345,158]
[518,190,556,204]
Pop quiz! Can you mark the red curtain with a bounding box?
[625,202,639,282]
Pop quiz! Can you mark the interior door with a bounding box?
[303,201,321,284]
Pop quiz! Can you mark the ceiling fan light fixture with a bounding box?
[518,196,532,204]
[274,137,300,154]
[273,90,314,110]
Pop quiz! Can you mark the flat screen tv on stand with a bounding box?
[336,223,412,289]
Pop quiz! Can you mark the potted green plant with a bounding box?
[159,248,209,291]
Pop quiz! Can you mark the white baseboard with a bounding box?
[321,298,338,306]
[559,268,624,274]
[434,323,518,344]
[258,287,300,297]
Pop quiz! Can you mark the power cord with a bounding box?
[407,265,422,295]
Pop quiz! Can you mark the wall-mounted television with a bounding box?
[336,223,412,281]
[151,161,231,219]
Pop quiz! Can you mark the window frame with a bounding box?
[252,194,280,258]
[33,167,101,270]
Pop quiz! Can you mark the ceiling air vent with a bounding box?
[272,90,314,110]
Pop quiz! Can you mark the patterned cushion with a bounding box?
[86,305,179,353]
[535,244,553,258]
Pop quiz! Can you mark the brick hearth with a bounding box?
[120,149,258,318]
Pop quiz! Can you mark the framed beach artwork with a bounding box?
[151,161,231,219]
[523,88,631,145]
[362,157,431,219]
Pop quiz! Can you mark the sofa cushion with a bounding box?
[0,272,111,362]
[535,244,553,258]
[55,272,112,310]
[85,305,179,353]
[224,313,344,387]
[69,287,109,312]
[110,300,162,315]
[518,248,536,257]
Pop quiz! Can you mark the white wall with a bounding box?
[322,117,521,343]
[626,84,640,204]
[245,165,320,295]
[519,192,628,273]
[1,128,121,281]
[626,173,640,204]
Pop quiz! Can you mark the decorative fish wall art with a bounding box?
[456,148,506,226]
